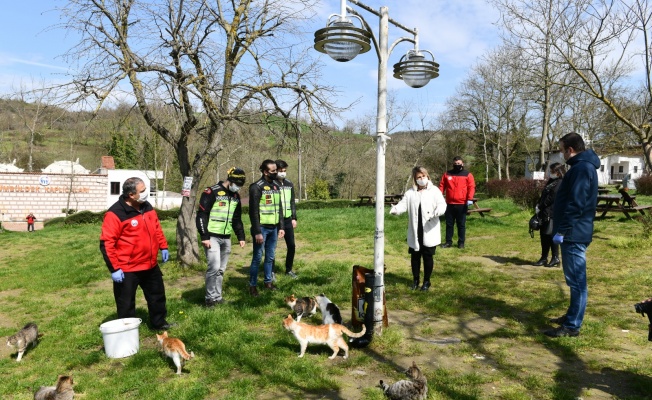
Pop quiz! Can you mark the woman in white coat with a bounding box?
[390,166,447,290]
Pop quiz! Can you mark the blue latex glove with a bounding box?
[552,234,564,245]
[161,249,169,263]
[111,269,124,283]
[467,200,474,206]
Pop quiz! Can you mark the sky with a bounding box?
[0,0,501,132]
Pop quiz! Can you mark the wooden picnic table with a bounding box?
[597,188,610,195]
[595,193,652,219]
[356,195,374,206]
[356,194,403,206]
[467,198,492,217]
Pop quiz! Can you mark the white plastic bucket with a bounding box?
[99,318,142,358]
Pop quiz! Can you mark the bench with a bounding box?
[467,207,492,217]
[356,195,374,206]
[595,205,652,219]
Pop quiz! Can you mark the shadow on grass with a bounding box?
[483,255,534,266]
[434,294,652,399]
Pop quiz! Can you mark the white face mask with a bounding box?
[416,178,428,187]
[277,172,287,179]
[136,190,148,203]
[229,184,241,193]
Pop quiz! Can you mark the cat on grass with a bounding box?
[33,375,74,400]
[284,294,317,322]
[7,322,40,362]
[282,314,366,359]
[379,361,428,400]
[315,293,342,324]
[156,331,195,375]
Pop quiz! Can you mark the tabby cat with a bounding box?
[379,361,428,400]
[33,375,74,400]
[282,314,366,359]
[284,294,317,322]
[315,293,343,324]
[156,331,195,375]
[7,322,39,362]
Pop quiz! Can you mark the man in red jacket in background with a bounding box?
[100,177,172,331]
[439,156,476,249]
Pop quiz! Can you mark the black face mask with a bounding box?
[453,165,463,172]
[267,172,278,180]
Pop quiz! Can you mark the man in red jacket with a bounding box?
[100,177,171,330]
[439,157,476,249]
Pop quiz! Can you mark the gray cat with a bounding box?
[7,322,39,361]
[379,361,428,400]
[33,375,74,400]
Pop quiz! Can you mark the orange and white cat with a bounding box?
[282,314,366,359]
[156,331,194,375]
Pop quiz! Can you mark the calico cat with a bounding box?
[33,375,74,400]
[315,293,343,324]
[284,294,317,322]
[7,322,39,362]
[379,361,428,400]
[282,314,366,359]
[156,331,195,375]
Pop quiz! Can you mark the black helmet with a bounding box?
[528,214,541,238]
[227,167,246,186]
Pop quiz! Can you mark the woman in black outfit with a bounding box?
[534,162,566,267]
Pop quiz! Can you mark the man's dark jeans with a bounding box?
[444,203,468,245]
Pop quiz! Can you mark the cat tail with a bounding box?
[341,324,366,338]
[180,348,194,361]
[379,380,389,392]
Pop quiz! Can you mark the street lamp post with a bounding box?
[314,0,439,341]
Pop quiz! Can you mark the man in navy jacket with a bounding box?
[546,132,600,338]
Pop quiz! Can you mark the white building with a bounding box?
[525,150,645,187]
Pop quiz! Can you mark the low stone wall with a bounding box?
[2,221,45,232]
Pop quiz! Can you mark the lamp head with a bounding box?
[314,15,371,62]
[393,49,440,88]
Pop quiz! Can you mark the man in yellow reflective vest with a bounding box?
[196,167,246,306]
[248,159,285,297]
[275,159,298,279]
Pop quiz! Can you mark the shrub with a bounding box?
[156,208,180,220]
[485,178,544,209]
[306,178,331,200]
[635,174,652,195]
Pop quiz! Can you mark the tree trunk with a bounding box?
[175,191,200,267]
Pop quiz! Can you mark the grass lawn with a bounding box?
[1,197,652,399]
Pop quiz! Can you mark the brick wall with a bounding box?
[0,172,108,221]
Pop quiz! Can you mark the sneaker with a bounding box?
[271,272,277,283]
[458,243,465,249]
[205,299,224,308]
[548,315,567,325]
[286,271,298,279]
[151,322,176,331]
[441,242,453,248]
[544,326,579,338]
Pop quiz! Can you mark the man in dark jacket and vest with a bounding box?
[248,159,285,297]
[100,177,171,330]
[439,156,476,249]
[545,132,600,338]
[196,167,246,307]
[274,159,298,279]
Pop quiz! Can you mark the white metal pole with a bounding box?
[372,6,389,334]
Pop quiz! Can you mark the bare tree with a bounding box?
[57,0,340,266]
[7,80,66,172]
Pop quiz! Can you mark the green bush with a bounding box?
[635,174,652,195]
[156,208,180,220]
[306,178,331,200]
[486,178,544,209]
